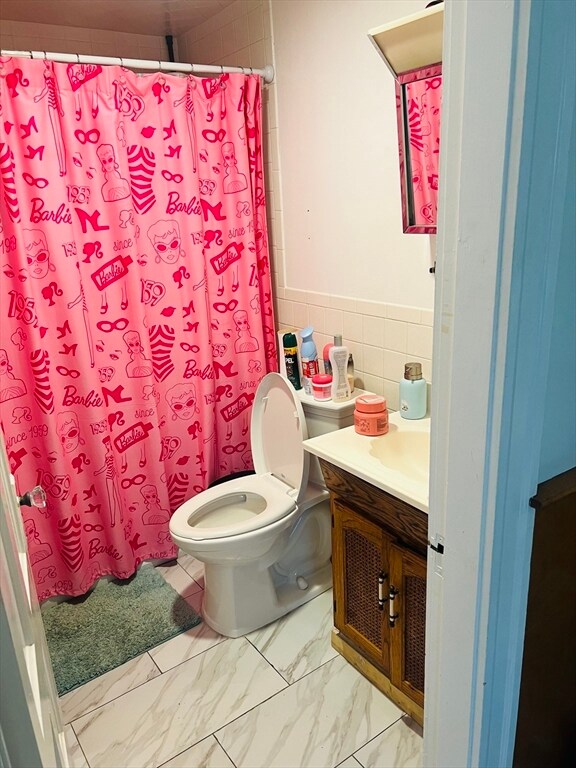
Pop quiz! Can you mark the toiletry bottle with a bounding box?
[347,353,355,394]
[282,333,302,390]
[329,335,352,402]
[400,362,427,419]
[311,373,332,401]
[300,326,319,395]
[323,341,334,376]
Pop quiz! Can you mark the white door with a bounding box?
[0,432,69,768]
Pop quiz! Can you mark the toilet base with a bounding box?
[201,560,332,638]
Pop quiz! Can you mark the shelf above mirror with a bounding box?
[368,3,444,80]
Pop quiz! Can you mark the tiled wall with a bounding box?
[0,19,168,60]
[176,0,271,72]
[277,294,433,412]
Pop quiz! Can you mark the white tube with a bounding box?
[0,50,275,83]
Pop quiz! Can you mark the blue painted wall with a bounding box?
[538,119,576,482]
[479,2,575,765]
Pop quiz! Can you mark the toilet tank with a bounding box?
[296,388,368,487]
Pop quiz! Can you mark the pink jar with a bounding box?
[354,394,389,436]
[311,374,332,401]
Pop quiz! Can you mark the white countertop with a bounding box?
[303,411,431,513]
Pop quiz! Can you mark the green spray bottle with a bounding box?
[282,333,302,390]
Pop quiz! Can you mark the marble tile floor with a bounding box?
[61,554,423,768]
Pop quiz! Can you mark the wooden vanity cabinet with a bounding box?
[320,458,427,725]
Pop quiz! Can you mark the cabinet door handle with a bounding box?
[389,585,399,627]
[378,571,388,610]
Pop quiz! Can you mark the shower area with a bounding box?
[0,0,278,603]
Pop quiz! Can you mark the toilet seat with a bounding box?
[169,473,297,541]
[170,373,311,541]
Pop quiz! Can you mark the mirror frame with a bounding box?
[395,64,442,234]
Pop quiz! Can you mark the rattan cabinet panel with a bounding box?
[389,543,426,708]
[332,500,395,676]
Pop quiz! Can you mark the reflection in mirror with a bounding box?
[395,65,442,234]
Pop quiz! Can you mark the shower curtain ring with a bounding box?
[76,53,80,64]
[220,65,224,74]
[43,51,47,61]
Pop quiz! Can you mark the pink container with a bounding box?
[354,394,389,436]
[311,374,332,401]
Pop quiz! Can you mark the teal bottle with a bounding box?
[400,362,427,419]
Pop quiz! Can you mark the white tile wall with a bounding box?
[0,19,168,60]
[278,298,433,411]
[274,304,432,410]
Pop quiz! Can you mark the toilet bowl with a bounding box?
[169,372,356,637]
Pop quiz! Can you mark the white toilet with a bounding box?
[169,372,358,637]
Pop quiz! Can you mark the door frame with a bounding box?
[0,432,69,768]
[425,1,575,766]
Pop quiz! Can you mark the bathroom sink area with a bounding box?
[303,410,431,512]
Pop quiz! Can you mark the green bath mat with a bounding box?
[41,566,202,695]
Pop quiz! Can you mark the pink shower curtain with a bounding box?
[0,57,277,600]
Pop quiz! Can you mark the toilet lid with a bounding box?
[251,373,310,502]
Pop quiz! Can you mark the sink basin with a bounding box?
[368,423,430,484]
[303,411,431,512]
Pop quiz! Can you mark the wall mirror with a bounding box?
[395,65,442,234]
[368,3,443,234]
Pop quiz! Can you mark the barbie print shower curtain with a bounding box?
[0,57,276,600]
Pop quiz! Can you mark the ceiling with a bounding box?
[0,0,236,38]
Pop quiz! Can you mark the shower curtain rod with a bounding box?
[0,49,275,83]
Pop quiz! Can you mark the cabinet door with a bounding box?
[389,543,427,708]
[332,500,395,675]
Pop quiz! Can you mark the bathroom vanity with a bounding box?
[303,412,430,726]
